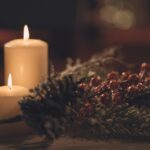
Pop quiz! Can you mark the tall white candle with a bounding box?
[4,25,48,89]
[0,74,28,118]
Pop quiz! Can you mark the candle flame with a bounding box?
[23,25,29,40]
[8,74,13,90]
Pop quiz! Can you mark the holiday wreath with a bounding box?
[18,52,150,143]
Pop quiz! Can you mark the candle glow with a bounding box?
[23,25,29,40]
[4,25,48,88]
[0,75,29,129]
[8,73,12,90]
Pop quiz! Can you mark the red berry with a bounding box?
[137,83,144,92]
[107,71,119,80]
[79,83,86,89]
[127,85,139,95]
[94,85,101,94]
[111,92,122,104]
[78,83,90,92]
[100,81,109,91]
[89,76,101,87]
[128,74,139,85]
[121,72,129,80]
[120,80,129,89]
[109,80,119,89]
[78,83,88,92]
[100,93,110,105]
[144,77,150,86]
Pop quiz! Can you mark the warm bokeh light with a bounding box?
[23,25,29,40]
[8,73,12,90]
[100,5,135,29]
[100,5,117,24]
[112,10,135,29]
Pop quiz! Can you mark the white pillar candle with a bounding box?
[4,25,48,89]
[0,74,28,118]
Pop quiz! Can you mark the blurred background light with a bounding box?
[112,9,135,29]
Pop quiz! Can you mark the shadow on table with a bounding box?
[0,134,50,150]
[0,135,150,150]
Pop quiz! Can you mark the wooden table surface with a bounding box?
[0,122,149,150]
[0,134,150,150]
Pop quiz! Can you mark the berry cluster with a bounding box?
[78,63,150,106]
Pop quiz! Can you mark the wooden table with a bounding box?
[0,134,150,150]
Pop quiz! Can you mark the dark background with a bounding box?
[0,0,76,29]
[0,0,150,84]
[0,0,76,59]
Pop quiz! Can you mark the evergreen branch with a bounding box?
[19,53,150,144]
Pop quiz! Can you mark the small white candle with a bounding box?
[4,25,48,89]
[0,74,28,118]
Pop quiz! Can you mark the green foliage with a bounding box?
[20,74,77,140]
[19,55,150,143]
